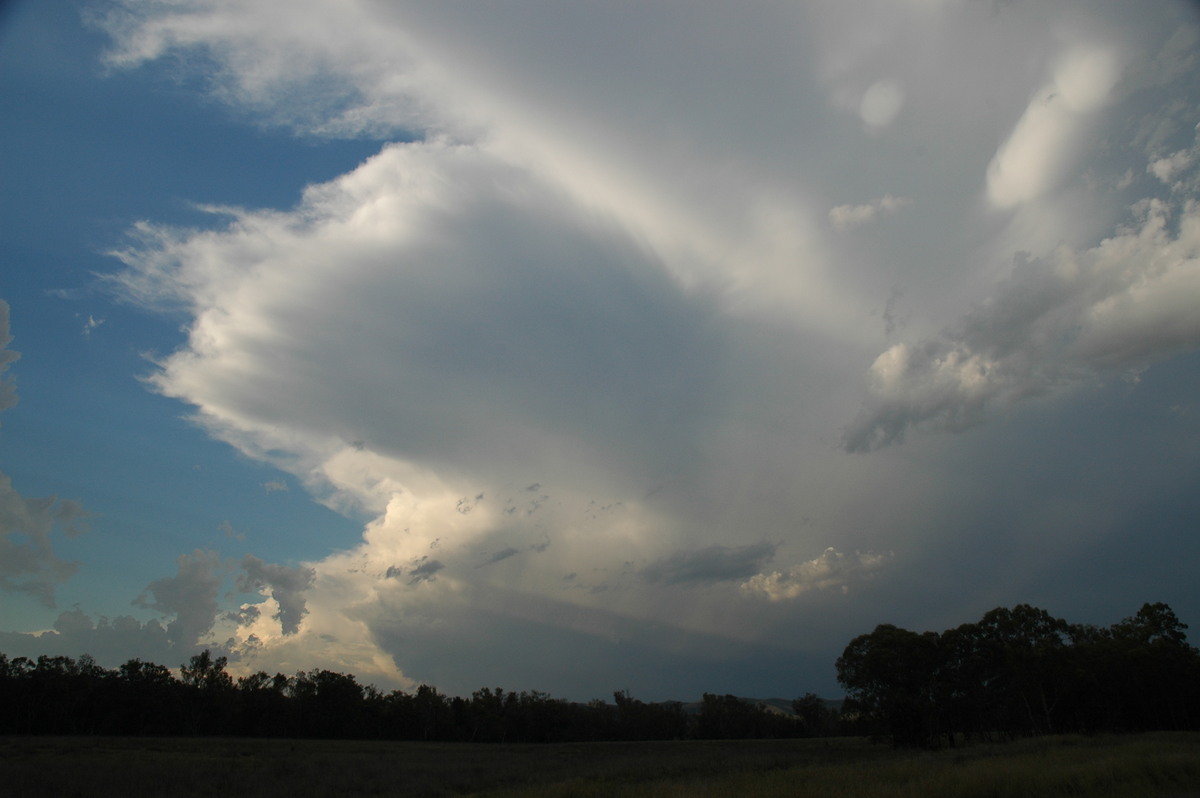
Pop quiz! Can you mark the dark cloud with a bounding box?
[404,557,444,585]
[0,300,18,413]
[0,473,87,607]
[0,611,184,670]
[480,547,520,567]
[641,542,778,586]
[237,555,315,635]
[133,550,223,647]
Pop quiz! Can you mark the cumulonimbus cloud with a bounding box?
[76,0,1200,694]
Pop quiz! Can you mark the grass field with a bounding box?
[1,733,1197,797]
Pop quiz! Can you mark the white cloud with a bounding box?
[845,193,1200,451]
[986,45,1122,208]
[1150,150,1193,185]
[741,548,891,601]
[859,80,905,129]
[829,195,913,232]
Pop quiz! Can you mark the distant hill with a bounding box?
[676,696,843,716]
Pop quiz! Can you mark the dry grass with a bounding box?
[0,733,1196,797]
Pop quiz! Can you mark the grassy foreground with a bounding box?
[1,733,1197,797]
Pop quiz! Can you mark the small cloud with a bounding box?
[45,287,86,300]
[0,300,20,413]
[859,79,905,129]
[218,520,245,541]
[741,547,891,601]
[881,286,906,338]
[1149,149,1192,184]
[479,547,520,567]
[390,556,445,585]
[829,195,912,232]
[81,315,105,337]
[262,480,289,493]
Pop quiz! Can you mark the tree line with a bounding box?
[4,601,1194,744]
[0,649,828,741]
[836,602,1200,748]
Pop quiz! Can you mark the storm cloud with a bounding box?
[0,0,1189,698]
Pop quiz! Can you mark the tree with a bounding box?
[792,692,837,737]
[181,649,233,691]
[1109,602,1200,730]
[836,624,942,747]
[180,650,234,734]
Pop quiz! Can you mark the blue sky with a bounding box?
[2,0,1199,701]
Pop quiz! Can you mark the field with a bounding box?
[1,733,1198,797]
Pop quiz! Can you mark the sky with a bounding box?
[1,0,1199,702]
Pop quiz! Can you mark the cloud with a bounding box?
[987,46,1122,208]
[859,79,905,129]
[0,312,89,607]
[0,612,177,668]
[82,0,1200,695]
[845,192,1200,451]
[480,547,520,567]
[134,549,224,647]
[0,473,87,607]
[387,556,445,586]
[829,195,913,232]
[82,315,105,337]
[218,520,244,541]
[262,480,289,493]
[741,548,891,601]
[237,555,315,635]
[642,542,778,586]
[0,299,19,413]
